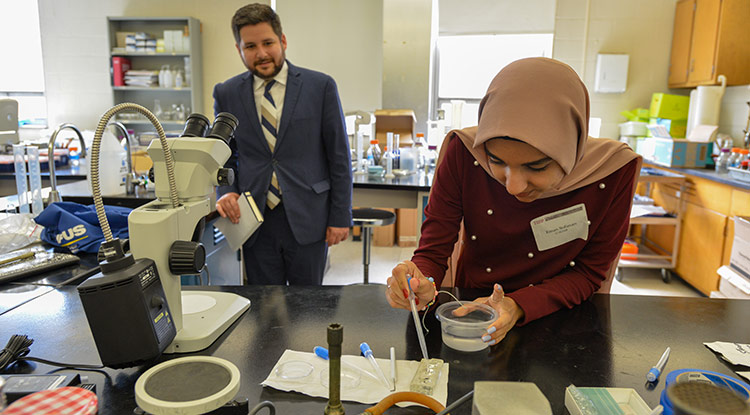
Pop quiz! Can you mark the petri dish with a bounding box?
[275,360,314,380]
[436,301,498,352]
[321,366,361,389]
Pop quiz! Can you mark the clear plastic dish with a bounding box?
[436,301,498,352]
[275,360,314,380]
[320,366,361,389]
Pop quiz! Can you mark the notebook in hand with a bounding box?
[215,191,264,251]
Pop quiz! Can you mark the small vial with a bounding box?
[409,358,443,395]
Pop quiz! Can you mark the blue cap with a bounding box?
[647,368,660,382]
[360,342,373,357]
[314,346,329,360]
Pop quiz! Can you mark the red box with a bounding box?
[112,57,131,86]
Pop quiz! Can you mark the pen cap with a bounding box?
[359,342,373,357]
[314,346,329,360]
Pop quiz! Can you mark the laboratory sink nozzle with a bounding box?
[47,123,86,205]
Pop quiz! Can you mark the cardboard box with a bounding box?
[635,137,709,168]
[373,208,396,247]
[396,208,418,247]
[115,31,137,48]
[375,109,416,148]
[729,216,750,279]
[650,93,690,120]
[650,118,687,138]
[717,265,750,299]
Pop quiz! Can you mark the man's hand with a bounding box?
[326,226,349,246]
[216,192,241,224]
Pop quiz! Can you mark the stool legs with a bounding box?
[362,226,372,284]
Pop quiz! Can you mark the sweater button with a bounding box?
[471,235,477,240]
[485,267,492,273]
[474,160,479,166]
[528,252,534,258]
[599,183,606,189]
[487,209,494,215]
[569,261,576,267]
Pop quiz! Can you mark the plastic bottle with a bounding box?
[366,139,381,166]
[414,133,427,171]
[728,148,742,168]
[425,145,438,173]
[174,69,184,88]
[715,148,731,174]
[88,130,128,196]
[153,99,163,119]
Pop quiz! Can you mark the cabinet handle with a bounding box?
[690,59,695,73]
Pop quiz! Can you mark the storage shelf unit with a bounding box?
[617,168,686,283]
[107,17,202,133]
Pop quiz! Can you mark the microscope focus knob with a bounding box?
[168,241,206,275]
[217,168,234,186]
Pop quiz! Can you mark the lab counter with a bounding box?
[643,160,750,191]
[0,283,747,414]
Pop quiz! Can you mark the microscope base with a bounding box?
[164,291,251,354]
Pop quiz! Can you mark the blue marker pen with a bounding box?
[647,347,671,382]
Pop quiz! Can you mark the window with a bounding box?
[434,33,553,129]
[0,0,47,126]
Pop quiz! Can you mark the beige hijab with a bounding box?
[447,57,641,199]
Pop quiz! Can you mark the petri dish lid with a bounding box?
[435,301,498,326]
[275,360,314,380]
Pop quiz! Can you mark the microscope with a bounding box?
[78,104,250,368]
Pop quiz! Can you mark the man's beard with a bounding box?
[251,51,285,80]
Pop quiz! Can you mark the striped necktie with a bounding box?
[261,79,281,209]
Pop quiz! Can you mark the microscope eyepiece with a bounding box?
[208,112,239,144]
[181,113,211,138]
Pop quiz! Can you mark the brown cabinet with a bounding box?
[668,0,750,88]
[641,164,750,295]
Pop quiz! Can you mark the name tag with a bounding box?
[530,203,589,251]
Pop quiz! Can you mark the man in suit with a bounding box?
[215,3,352,285]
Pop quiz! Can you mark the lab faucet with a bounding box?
[107,121,138,194]
[47,123,86,205]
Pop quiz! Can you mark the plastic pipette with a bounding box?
[313,346,380,383]
[407,278,429,360]
[359,342,393,390]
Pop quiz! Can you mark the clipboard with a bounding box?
[215,192,264,251]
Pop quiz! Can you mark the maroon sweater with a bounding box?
[413,137,638,324]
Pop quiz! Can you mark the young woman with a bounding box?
[386,57,641,345]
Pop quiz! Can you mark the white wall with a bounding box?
[440,0,556,34]
[278,0,383,114]
[553,0,679,139]
[36,0,382,130]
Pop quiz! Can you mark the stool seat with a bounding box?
[352,208,396,227]
[352,208,396,284]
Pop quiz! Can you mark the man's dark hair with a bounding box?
[232,3,283,44]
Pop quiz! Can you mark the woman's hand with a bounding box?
[455,284,524,346]
[385,260,436,310]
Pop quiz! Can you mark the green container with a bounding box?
[650,93,690,120]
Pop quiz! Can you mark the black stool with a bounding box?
[352,208,396,284]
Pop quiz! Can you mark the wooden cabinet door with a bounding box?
[676,202,726,295]
[688,0,722,84]
[669,0,696,86]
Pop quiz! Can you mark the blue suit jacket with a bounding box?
[214,61,352,245]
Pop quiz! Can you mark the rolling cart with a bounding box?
[616,167,686,283]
